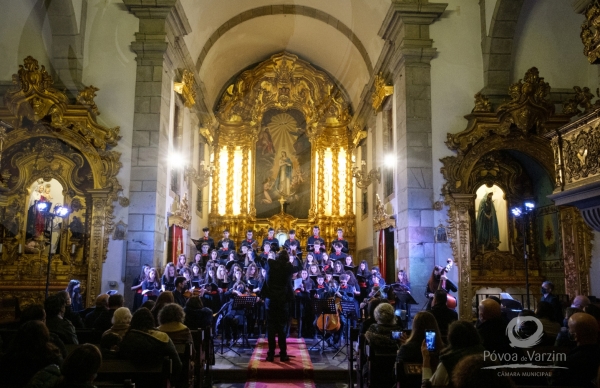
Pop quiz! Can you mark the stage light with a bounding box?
[36,201,50,213]
[54,205,70,218]
[524,201,535,211]
[384,154,396,168]
[169,151,185,169]
[511,207,522,217]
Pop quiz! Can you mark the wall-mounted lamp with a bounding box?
[184,161,215,189]
[352,160,380,189]
[384,154,396,168]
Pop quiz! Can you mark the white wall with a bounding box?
[82,0,138,295]
[0,0,53,80]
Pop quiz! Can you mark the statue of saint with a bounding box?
[476,192,500,251]
[275,151,293,196]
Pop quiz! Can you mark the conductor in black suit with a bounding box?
[262,250,303,362]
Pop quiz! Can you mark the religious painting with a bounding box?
[254,109,311,218]
[536,205,560,261]
[26,178,65,253]
[475,184,508,252]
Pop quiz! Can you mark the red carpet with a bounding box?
[245,338,315,388]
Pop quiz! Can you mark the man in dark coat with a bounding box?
[430,290,458,336]
[262,250,302,362]
[540,280,563,323]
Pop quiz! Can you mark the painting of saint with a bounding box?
[255,109,311,218]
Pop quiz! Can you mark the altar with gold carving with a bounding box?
[0,57,123,315]
[205,52,357,250]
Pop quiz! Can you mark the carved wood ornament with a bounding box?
[440,68,593,320]
[0,56,123,309]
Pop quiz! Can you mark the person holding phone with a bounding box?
[420,320,484,386]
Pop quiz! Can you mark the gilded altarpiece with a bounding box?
[209,52,355,250]
[441,68,592,320]
[0,57,123,314]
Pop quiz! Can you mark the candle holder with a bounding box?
[184,162,214,189]
[352,160,380,189]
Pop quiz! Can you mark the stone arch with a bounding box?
[195,5,373,75]
[481,0,525,93]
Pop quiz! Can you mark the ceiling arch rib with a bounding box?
[199,15,370,112]
[195,5,373,75]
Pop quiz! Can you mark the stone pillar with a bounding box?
[380,0,447,309]
[123,0,177,283]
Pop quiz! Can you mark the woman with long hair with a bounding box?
[425,265,456,310]
[162,262,177,292]
[304,252,316,269]
[190,263,203,288]
[142,267,162,302]
[132,264,150,311]
[216,264,230,292]
[151,291,174,326]
[397,311,444,364]
[321,252,332,273]
[175,254,187,274]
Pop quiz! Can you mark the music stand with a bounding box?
[333,300,357,360]
[394,290,418,324]
[215,303,240,357]
[231,296,257,349]
[309,298,339,353]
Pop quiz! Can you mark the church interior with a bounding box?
[1,0,600,326]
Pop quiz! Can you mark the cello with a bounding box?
[315,285,341,333]
[439,258,457,309]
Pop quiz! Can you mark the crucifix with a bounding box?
[278,196,286,213]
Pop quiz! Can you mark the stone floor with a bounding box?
[210,335,354,388]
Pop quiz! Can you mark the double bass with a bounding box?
[439,258,457,309]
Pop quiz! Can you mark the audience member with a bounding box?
[397,311,443,364]
[421,320,485,386]
[183,296,213,329]
[0,320,63,387]
[451,354,516,388]
[119,307,182,378]
[555,307,582,348]
[535,301,561,343]
[360,297,382,334]
[56,289,84,328]
[151,291,174,326]
[19,303,67,358]
[364,303,403,353]
[140,299,156,311]
[583,304,600,330]
[540,280,563,322]
[84,294,109,328]
[102,306,132,339]
[44,294,78,345]
[54,343,103,388]
[157,303,193,345]
[571,295,591,309]
[477,298,509,354]
[429,290,458,336]
[552,312,600,388]
[94,293,124,333]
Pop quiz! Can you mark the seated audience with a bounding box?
[535,301,561,343]
[0,320,63,387]
[119,307,182,378]
[451,354,516,388]
[44,294,78,345]
[19,303,67,358]
[94,293,124,333]
[360,297,382,334]
[151,291,174,326]
[84,294,109,328]
[184,296,213,329]
[571,295,591,309]
[54,343,103,388]
[157,303,193,346]
[102,306,132,339]
[555,307,582,348]
[552,312,600,388]
[364,303,403,353]
[397,311,443,364]
[477,298,509,354]
[421,320,485,386]
[56,290,84,329]
[429,290,457,336]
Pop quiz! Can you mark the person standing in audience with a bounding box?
[540,280,563,323]
[430,290,458,336]
[0,320,63,387]
[44,294,78,345]
[120,308,182,378]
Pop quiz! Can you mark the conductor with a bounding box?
[262,250,302,362]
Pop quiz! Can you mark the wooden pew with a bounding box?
[365,342,397,388]
[76,328,103,344]
[395,361,422,388]
[175,342,193,388]
[95,356,172,388]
